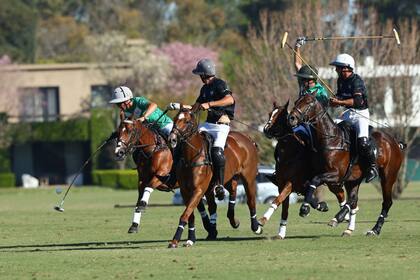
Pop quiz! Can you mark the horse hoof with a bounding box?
[183,240,194,247]
[230,219,240,229]
[272,235,285,240]
[254,225,263,235]
[342,229,353,237]
[258,217,267,227]
[328,218,338,227]
[168,241,178,248]
[206,230,218,240]
[215,186,225,201]
[127,223,139,233]
[317,201,329,212]
[366,230,378,236]
[299,203,310,217]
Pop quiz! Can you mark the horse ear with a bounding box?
[273,101,278,108]
[284,99,290,110]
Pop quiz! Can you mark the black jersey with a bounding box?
[196,78,235,123]
[336,73,368,110]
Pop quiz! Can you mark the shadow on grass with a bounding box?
[0,234,335,253]
[309,219,420,225]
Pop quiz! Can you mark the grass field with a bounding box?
[1,183,420,280]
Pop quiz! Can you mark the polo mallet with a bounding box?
[303,28,401,46]
[54,138,111,212]
[281,32,335,96]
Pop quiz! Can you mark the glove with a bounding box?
[107,131,118,141]
[167,102,181,110]
[295,37,306,48]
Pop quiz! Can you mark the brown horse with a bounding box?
[167,107,262,248]
[258,101,353,238]
[116,119,223,239]
[115,119,174,233]
[288,94,405,235]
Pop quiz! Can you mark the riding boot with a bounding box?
[211,147,226,201]
[359,137,378,183]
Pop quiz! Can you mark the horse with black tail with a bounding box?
[288,93,405,236]
[258,101,352,238]
[167,107,262,248]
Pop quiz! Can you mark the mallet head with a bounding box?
[54,205,64,212]
[281,32,288,48]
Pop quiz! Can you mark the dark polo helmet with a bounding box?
[192,58,216,76]
[295,65,318,80]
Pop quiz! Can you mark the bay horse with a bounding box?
[116,119,222,239]
[288,94,405,235]
[258,101,355,238]
[167,107,263,248]
[115,119,174,233]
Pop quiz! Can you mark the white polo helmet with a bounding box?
[109,86,133,104]
[330,53,355,70]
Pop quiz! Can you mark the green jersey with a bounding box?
[300,82,329,107]
[124,97,172,128]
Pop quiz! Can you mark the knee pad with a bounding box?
[211,147,225,167]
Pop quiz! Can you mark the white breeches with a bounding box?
[160,122,174,137]
[198,122,230,149]
[339,108,370,138]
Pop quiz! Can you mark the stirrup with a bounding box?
[365,167,378,183]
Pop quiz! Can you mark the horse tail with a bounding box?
[398,141,407,151]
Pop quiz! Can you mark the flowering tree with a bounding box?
[157,42,219,95]
[86,32,171,97]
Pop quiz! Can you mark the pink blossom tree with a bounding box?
[157,42,219,95]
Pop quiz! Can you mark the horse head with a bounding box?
[168,107,199,149]
[263,100,291,139]
[288,94,323,128]
[115,119,141,160]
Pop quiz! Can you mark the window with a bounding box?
[20,87,59,122]
[91,85,112,108]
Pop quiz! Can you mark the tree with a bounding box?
[36,16,89,62]
[157,42,219,95]
[0,0,37,62]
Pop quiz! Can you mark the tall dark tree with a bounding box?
[0,0,37,62]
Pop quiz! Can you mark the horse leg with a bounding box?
[169,187,206,248]
[258,182,292,227]
[243,176,263,235]
[367,168,397,236]
[276,194,290,239]
[184,213,196,247]
[327,185,348,227]
[128,181,148,233]
[335,182,360,224]
[204,190,218,240]
[226,179,240,229]
[197,198,211,233]
[300,172,338,215]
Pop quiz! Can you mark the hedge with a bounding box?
[0,173,16,188]
[92,169,138,190]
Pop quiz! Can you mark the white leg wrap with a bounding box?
[340,200,347,207]
[350,206,359,215]
[263,204,278,220]
[210,213,217,224]
[309,185,316,189]
[278,221,287,239]
[133,211,142,224]
[348,213,356,231]
[141,187,154,204]
[229,200,236,204]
